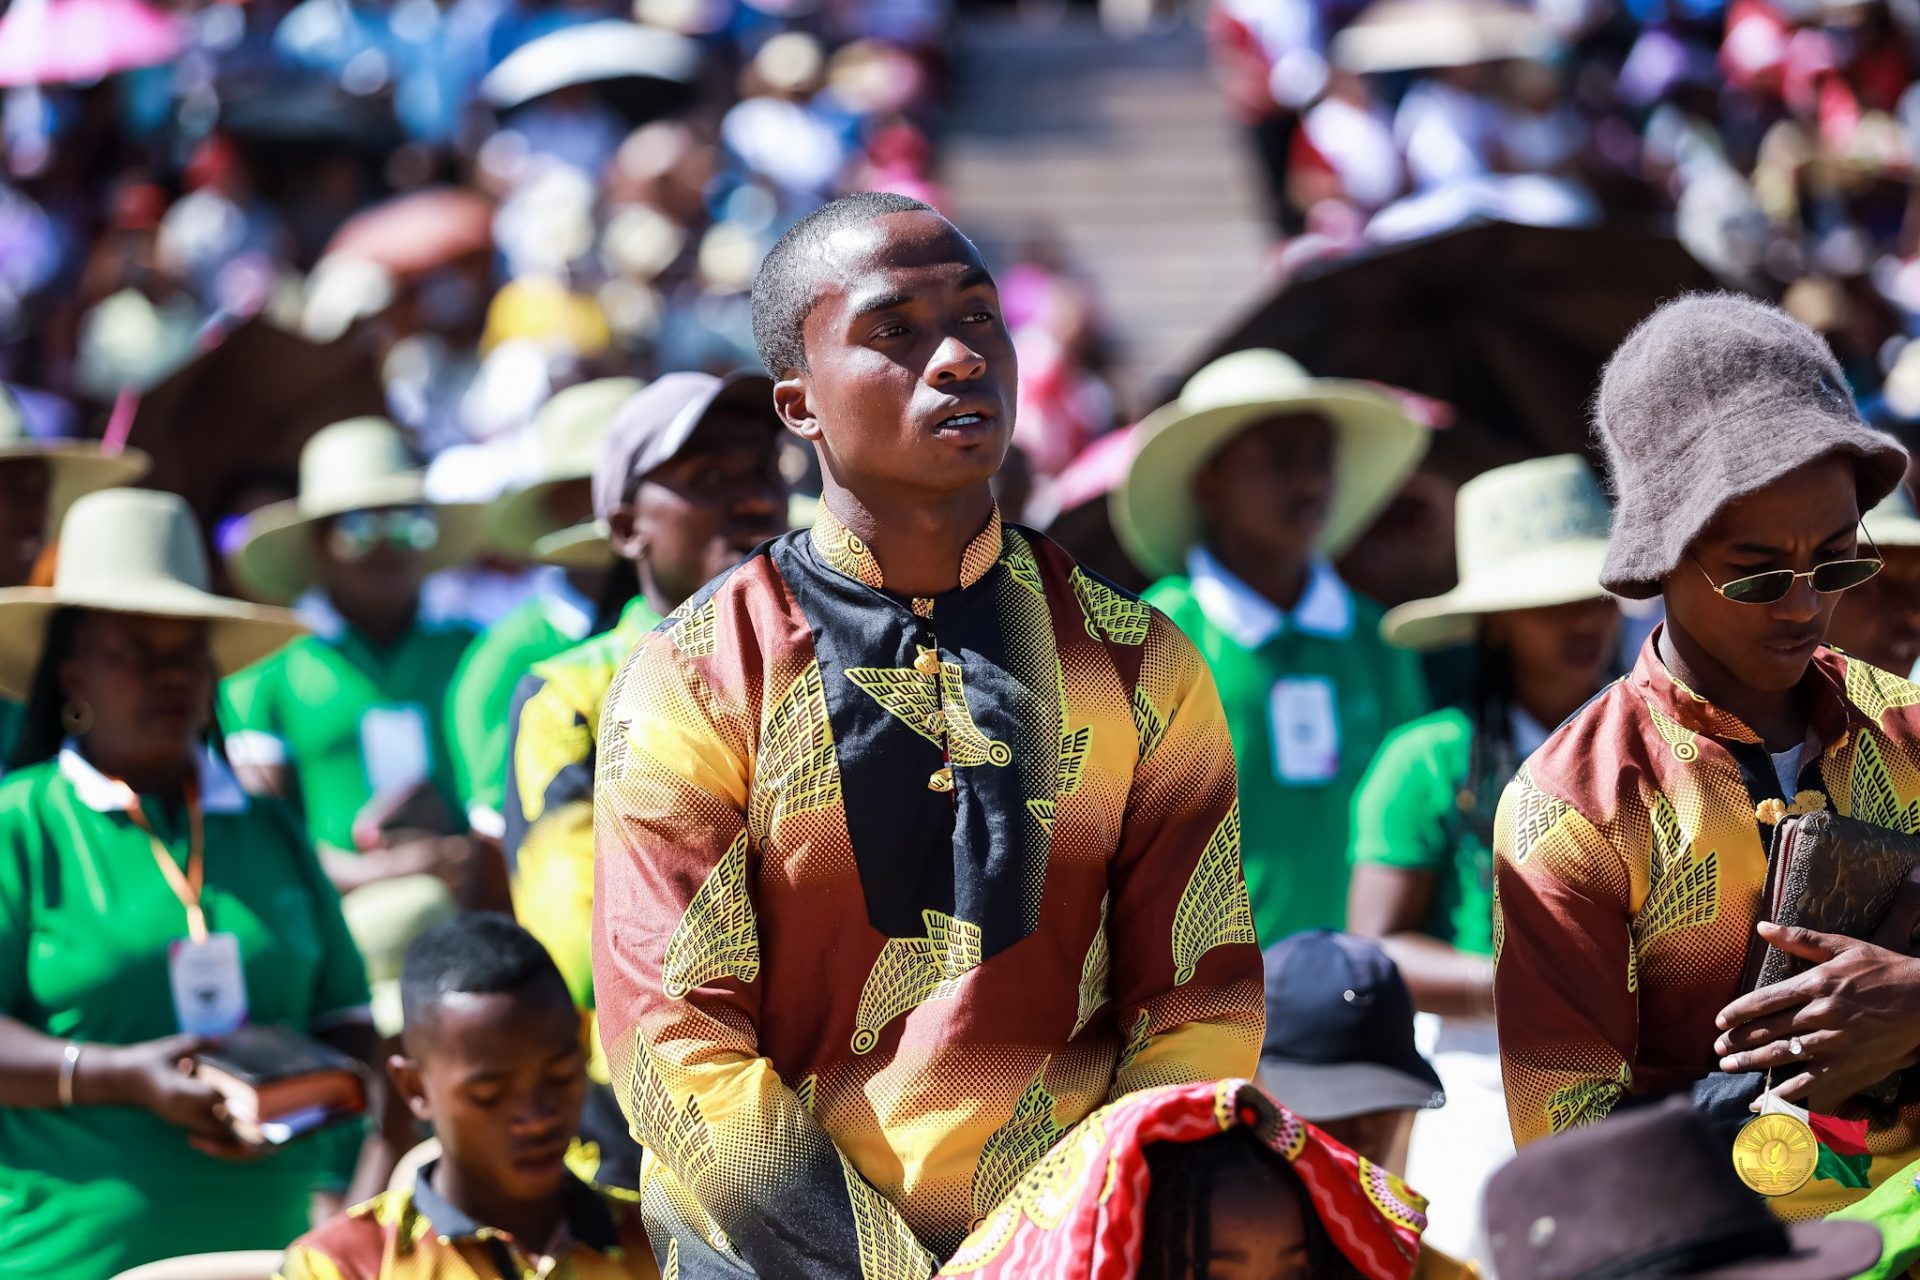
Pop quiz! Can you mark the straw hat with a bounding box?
[485,378,644,558]
[533,519,611,570]
[0,489,305,699]
[0,384,150,522]
[1112,348,1430,580]
[1381,455,1613,651]
[228,417,484,605]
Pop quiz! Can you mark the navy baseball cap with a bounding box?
[1257,930,1445,1122]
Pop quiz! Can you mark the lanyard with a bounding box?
[125,783,207,944]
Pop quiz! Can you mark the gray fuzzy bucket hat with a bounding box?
[1595,292,1907,599]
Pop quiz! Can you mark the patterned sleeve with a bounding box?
[1493,766,1637,1146]
[274,1247,346,1280]
[593,631,937,1280]
[1106,614,1265,1099]
[506,671,598,1007]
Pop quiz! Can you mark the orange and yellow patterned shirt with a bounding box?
[1495,633,1920,1219]
[592,505,1264,1277]
[276,1163,657,1279]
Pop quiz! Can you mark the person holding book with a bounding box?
[0,489,385,1279]
[1494,294,1920,1216]
[504,369,785,1186]
[220,418,491,995]
[278,914,656,1280]
[593,193,1262,1274]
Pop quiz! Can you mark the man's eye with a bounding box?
[964,310,994,324]
[873,324,908,340]
[467,1089,504,1108]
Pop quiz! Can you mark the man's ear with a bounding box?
[388,1053,432,1124]
[774,375,821,443]
[606,506,645,563]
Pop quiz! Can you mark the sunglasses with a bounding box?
[1693,533,1883,605]
[329,507,439,562]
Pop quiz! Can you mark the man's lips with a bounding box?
[927,400,1001,438]
[1759,632,1821,658]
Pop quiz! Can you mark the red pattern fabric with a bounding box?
[937,1079,1426,1280]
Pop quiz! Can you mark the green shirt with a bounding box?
[1347,707,1495,956]
[1147,554,1425,945]
[445,588,595,828]
[0,746,370,1279]
[220,609,478,853]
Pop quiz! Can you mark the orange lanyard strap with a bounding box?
[126,784,206,944]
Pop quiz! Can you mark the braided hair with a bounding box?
[1137,1127,1347,1280]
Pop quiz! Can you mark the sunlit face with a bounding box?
[1663,456,1863,694]
[775,210,1017,500]
[392,985,587,1206]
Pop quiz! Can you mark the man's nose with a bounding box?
[927,333,986,386]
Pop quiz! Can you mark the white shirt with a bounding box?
[1186,545,1353,650]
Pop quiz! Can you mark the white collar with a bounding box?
[1187,546,1353,649]
[59,740,250,815]
[537,568,596,642]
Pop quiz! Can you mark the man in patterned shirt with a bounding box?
[591,192,1265,1277]
[1495,294,1920,1219]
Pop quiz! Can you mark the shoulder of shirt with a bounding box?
[0,758,61,823]
[626,537,786,661]
[282,1188,410,1278]
[1507,677,1635,827]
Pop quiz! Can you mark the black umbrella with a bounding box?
[1186,220,1721,478]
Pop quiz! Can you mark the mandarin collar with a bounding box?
[410,1160,621,1256]
[809,501,1005,602]
[1628,626,1865,750]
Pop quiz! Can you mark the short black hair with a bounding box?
[400,913,570,1044]
[749,190,941,378]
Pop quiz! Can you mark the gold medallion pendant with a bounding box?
[1732,1110,1819,1197]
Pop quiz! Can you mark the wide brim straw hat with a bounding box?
[486,377,644,558]
[229,416,484,605]
[1113,348,1430,581]
[1383,454,1614,650]
[0,383,150,522]
[0,488,306,699]
[532,519,612,570]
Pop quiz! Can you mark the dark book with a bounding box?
[193,1024,368,1146]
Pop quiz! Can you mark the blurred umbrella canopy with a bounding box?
[0,0,185,87]
[127,317,386,579]
[1186,221,1719,479]
[325,189,495,281]
[482,20,703,127]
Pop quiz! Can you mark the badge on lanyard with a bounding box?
[359,705,431,796]
[1270,676,1341,784]
[130,785,249,1037]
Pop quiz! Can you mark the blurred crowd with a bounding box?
[1208,0,1920,433]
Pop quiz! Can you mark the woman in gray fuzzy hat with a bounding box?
[1489,292,1920,1212]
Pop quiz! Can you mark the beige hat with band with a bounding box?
[1863,486,1920,547]
[1113,348,1430,581]
[0,488,306,698]
[229,417,484,605]
[0,384,151,522]
[1382,454,1614,651]
[485,377,644,558]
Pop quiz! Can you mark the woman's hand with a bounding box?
[1714,924,1920,1111]
[88,1035,269,1160]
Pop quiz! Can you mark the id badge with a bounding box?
[1270,677,1340,784]
[169,932,248,1037]
[359,705,431,796]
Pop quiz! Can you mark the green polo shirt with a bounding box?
[220,609,478,853]
[1147,553,1425,945]
[446,587,596,829]
[1347,707,1495,956]
[0,747,370,1280]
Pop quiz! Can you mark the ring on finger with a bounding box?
[1789,1037,1806,1058]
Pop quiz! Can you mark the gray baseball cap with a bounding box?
[592,370,781,520]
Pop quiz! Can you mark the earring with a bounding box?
[61,699,92,736]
